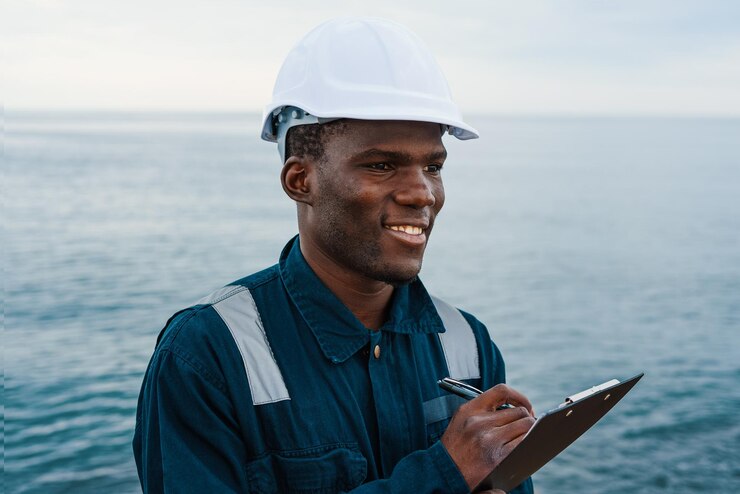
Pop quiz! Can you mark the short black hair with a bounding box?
[284,120,347,163]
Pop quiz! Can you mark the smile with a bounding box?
[384,225,424,235]
[383,223,428,247]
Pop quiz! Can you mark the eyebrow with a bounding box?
[349,148,448,163]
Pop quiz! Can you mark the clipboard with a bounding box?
[475,373,644,492]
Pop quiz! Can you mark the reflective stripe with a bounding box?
[423,394,466,425]
[196,285,246,306]
[431,295,480,380]
[212,288,290,405]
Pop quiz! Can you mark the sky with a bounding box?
[4,0,740,116]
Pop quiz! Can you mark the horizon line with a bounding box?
[5,107,740,120]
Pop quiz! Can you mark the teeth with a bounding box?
[386,225,423,235]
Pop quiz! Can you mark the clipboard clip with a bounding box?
[559,379,620,408]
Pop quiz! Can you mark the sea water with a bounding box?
[4,112,740,493]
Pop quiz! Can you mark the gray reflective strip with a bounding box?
[212,288,290,405]
[423,394,466,425]
[196,285,246,306]
[431,295,480,380]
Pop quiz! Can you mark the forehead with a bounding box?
[323,119,446,160]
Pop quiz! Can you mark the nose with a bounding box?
[393,168,437,209]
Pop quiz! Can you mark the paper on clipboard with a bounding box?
[475,373,644,493]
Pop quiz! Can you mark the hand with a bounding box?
[440,383,535,491]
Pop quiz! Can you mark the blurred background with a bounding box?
[4,1,740,493]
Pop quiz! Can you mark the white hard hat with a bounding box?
[261,17,479,162]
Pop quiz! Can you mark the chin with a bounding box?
[373,261,422,286]
[387,276,418,288]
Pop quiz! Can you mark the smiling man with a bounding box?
[286,119,447,331]
[134,17,535,494]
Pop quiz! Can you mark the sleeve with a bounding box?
[132,347,249,493]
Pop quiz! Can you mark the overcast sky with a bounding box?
[4,0,740,115]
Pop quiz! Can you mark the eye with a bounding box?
[366,162,392,171]
[424,163,443,174]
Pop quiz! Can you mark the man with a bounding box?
[134,17,535,493]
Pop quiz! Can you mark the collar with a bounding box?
[278,236,446,364]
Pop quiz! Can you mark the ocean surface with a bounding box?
[4,111,740,493]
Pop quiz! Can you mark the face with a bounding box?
[306,119,447,285]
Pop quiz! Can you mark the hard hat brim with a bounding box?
[260,103,479,143]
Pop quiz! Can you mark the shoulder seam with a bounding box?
[156,307,230,395]
[203,285,248,306]
[196,270,281,308]
[157,308,201,350]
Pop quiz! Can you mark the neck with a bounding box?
[299,237,394,331]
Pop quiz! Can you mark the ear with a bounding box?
[281,156,315,205]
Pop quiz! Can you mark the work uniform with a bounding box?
[133,236,534,494]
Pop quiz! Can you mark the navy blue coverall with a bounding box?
[133,237,534,493]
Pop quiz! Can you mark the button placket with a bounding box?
[367,330,408,475]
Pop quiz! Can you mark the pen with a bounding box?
[437,377,516,410]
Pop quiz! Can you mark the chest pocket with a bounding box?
[423,394,466,447]
[245,443,367,494]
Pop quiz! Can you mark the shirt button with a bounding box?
[373,345,381,359]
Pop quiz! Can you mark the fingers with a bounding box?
[501,416,535,447]
[473,384,535,416]
[481,414,536,452]
[441,383,535,490]
[460,406,531,432]
[488,406,532,426]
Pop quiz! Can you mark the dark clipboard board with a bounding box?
[475,373,644,493]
